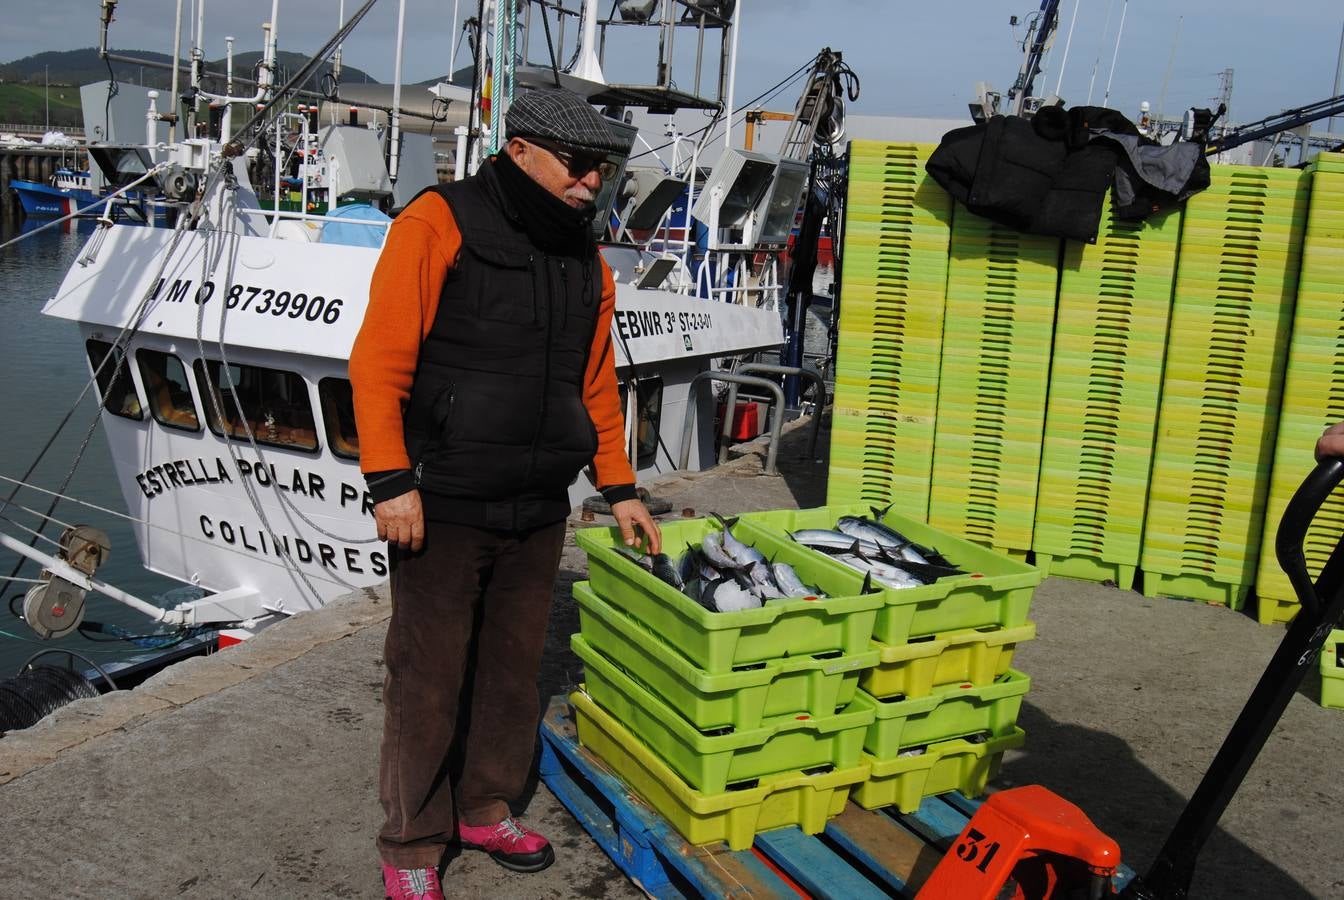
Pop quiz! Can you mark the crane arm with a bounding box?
[1206,94,1344,154]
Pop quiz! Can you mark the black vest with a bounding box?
[402,162,603,530]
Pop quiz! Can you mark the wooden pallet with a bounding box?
[539,696,1134,899]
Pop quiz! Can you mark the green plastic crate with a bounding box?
[573,582,879,731]
[573,637,873,794]
[569,690,869,851]
[1322,630,1344,711]
[576,518,884,673]
[736,505,1040,644]
[851,728,1026,812]
[851,671,1030,758]
[860,622,1037,700]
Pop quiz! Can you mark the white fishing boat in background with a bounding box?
[2,0,847,669]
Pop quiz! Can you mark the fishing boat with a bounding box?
[3,0,842,658]
[11,168,103,219]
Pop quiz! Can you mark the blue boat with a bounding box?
[12,167,163,223]
[11,168,102,218]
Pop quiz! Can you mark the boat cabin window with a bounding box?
[137,350,200,432]
[318,378,361,460]
[84,339,143,421]
[617,377,664,469]
[193,359,319,452]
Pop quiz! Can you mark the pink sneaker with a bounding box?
[381,863,444,900]
[458,816,556,872]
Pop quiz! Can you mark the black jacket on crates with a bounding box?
[926,105,1210,243]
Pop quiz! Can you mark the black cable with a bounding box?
[464,0,487,166]
[0,339,134,619]
[103,54,119,141]
[538,1,564,89]
[18,648,118,693]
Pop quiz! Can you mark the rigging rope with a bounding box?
[0,473,363,590]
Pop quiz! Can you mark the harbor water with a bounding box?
[0,219,181,679]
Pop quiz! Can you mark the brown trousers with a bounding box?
[376,518,566,868]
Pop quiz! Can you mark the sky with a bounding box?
[3,1,1342,131]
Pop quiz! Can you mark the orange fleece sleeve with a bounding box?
[584,259,638,489]
[349,192,461,473]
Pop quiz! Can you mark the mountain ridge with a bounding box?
[0,47,381,90]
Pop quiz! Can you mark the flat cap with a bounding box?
[505,88,629,155]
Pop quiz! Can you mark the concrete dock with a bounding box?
[2,421,1342,898]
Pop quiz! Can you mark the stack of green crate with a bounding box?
[928,210,1061,556]
[570,517,885,851]
[1322,629,1344,710]
[736,505,1036,812]
[1032,205,1183,589]
[1253,152,1344,624]
[1141,165,1311,607]
[828,141,953,516]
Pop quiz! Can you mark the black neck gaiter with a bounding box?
[490,152,597,257]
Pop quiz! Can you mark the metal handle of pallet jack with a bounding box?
[678,372,785,475]
[732,363,828,462]
[1274,456,1344,619]
[1125,455,1344,900]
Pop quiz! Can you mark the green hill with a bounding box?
[0,48,380,124]
[0,83,83,128]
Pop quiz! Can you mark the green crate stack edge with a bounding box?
[1031,203,1183,589]
[570,518,883,851]
[1253,154,1344,624]
[828,140,952,516]
[928,208,1060,557]
[1139,164,1312,607]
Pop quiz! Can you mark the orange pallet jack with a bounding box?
[917,458,1344,900]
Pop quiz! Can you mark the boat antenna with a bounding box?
[390,0,408,184]
[1053,0,1080,99]
[1085,0,1115,106]
[1102,0,1128,108]
[1156,14,1182,123]
[223,0,380,157]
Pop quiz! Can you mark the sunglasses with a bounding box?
[526,138,619,181]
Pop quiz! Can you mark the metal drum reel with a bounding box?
[22,526,111,640]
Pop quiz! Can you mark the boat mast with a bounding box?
[389,0,408,183]
[170,0,185,141]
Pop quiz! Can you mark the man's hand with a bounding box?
[611,498,662,555]
[1317,422,1344,461]
[374,490,425,552]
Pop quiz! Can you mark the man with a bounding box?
[350,88,662,900]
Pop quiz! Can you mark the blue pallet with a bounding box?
[539,696,1053,898]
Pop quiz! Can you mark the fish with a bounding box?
[789,528,887,556]
[617,547,655,573]
[837,515,930,565]
[833,550,923,589]
[710,512,766,567]
[744,560,784,598]
[770,561,820,598]
[619,546,686,589]
[650,552,684,589]
[678,543,703,585]
[701,531,740,570]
